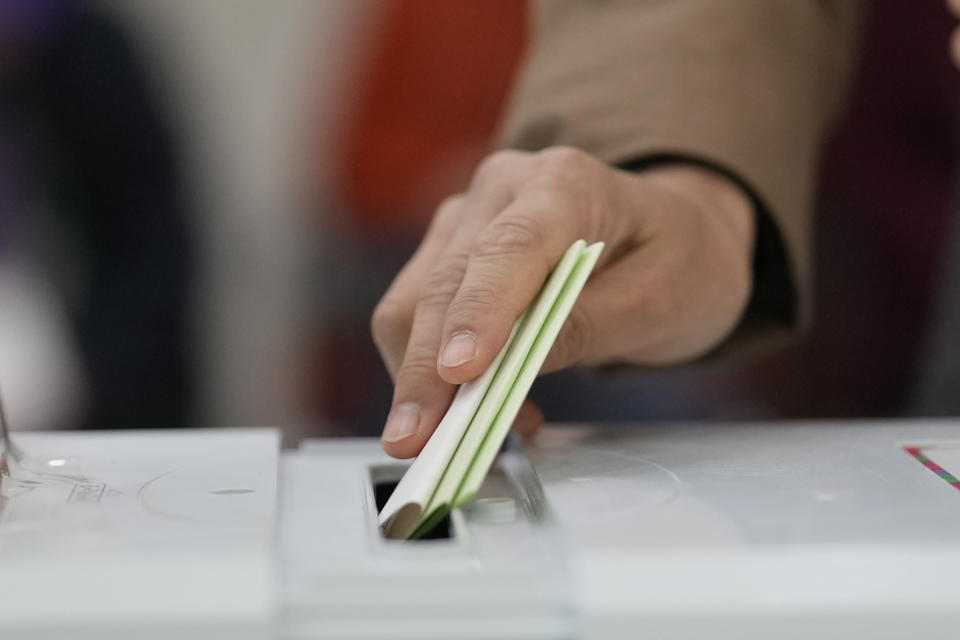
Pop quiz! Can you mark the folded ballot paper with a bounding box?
[379,239,603,539]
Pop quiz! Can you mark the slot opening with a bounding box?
[371,471,453,541]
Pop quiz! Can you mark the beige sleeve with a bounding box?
[499,0,864,357]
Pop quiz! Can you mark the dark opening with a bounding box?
[374,478,452,540]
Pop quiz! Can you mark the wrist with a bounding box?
[635,163,755,255]
[607,162,757,363]
[612,155,798,362]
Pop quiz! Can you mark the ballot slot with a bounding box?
[368,464,454,541]
[284,441,574,637]
[365,439,553,543]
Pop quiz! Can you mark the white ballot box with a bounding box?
[4,421,960,639]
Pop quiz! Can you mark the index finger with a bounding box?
[436,186,588,384]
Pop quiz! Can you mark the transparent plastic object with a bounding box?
[0,390,87,525]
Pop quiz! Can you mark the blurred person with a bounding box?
[911,0,960,414]
[736,0,960,420]
[0,1,193,430]
[371,0,865,458]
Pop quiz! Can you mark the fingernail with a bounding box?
[440,332,477,368]
[382,402,420,443]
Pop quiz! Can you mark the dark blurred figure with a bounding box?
[740,0,960,418]
[0,1,193,429]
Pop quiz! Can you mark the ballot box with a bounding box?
[3,421,960,639]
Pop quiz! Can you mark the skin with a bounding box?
[950,0,960,69]
[372,146,754,459]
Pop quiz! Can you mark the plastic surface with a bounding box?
[4,420,960,639]
[0,429,278,640]
[530,421,960,638]
[284,437,573,639]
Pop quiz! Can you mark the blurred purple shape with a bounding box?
[0,0,72,46]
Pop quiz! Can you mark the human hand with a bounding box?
[372,147,754,458]
[949,0,960,67]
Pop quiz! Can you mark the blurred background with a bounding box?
[0,0,958,444]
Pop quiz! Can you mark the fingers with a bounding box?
[437,194,585,383]
[438,148,614,384]
[380,153,543,457]
[380,190,515,457]
[371,196,464,379]
[380,254,465,457]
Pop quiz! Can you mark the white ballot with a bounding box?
[378,239,603,539]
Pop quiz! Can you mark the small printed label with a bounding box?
[68,482,106,504]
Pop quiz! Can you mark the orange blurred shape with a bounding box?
[334,0,527,231]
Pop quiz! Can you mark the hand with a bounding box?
[372,147,754,458]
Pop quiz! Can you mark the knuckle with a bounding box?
[447,282,500,323]
[474,215,544,259]
[478,149,520,173]
[473,150,527,186]
[397,355,441,387]
[529,147,605,239]
[538,145,592,174]
[371,297,408,346]
[414,287,451,317]
[423,253,469,301]
[432,194,465,230]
